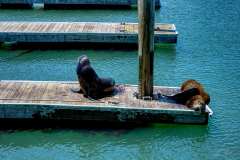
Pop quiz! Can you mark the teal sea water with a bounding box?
[0,0,240,159]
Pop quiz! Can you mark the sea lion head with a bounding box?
[185,95,206,111]
[181,79,210,105]
[78,55,90,67]
[77,55,90,76]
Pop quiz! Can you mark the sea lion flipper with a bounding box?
[163,88,200,105]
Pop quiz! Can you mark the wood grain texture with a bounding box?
[138,0,155,98]
[0,81,185,108]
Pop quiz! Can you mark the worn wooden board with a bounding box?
[0,81,210,124]
[0,22,178,44]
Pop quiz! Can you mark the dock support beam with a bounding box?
[138,0,155,99]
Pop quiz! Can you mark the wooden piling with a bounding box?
[138,0,155,99]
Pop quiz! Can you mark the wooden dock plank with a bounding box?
[17,83,32,102]
[52,23,61,32]
[10,82,27,99]
[2,23,10,32]
[0,82,10,103]
[69,23,78,32]
[63,24,71,32]
[19,23,28,31]
[2,82,21,99]
[4,23,14,32]
[23,23,31,32]
[32,23,42,32]
[57,23,65,32]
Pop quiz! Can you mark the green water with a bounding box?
[0,0,240,159]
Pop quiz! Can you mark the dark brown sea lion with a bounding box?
[73,55,115,99]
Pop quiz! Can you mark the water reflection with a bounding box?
[0,125,209,160]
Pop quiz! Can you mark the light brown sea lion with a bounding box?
[159,79,210,111]
[181,79,210,105]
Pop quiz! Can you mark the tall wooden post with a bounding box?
[138,0,155,99]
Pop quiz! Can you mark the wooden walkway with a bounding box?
[0,81,210,124]
[0,22,178,44]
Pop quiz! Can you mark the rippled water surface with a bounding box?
[0,0,240,159]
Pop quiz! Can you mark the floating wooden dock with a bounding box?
[0,0,161,9]
[0,81,211,125]
[0,22,178,45]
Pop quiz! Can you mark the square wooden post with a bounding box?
[138,0,155,99]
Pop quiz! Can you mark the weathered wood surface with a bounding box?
[138,0,155,98]
[0,81,209,124]
[0,22,178,44]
